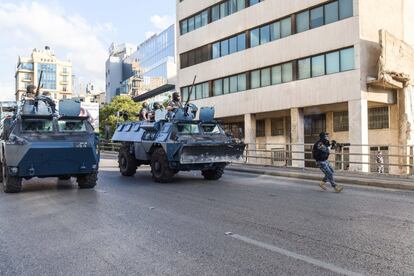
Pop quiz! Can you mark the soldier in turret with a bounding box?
[167,92,183,112]
[25,85,37,99]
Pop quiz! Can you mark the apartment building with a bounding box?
[15,46,72,101]
[176,0,414,173]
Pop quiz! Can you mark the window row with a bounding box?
[180,0,353,69]
[181,82,210,101]
[180,0,261,35]
[255,118,286,137]
[181,47,355,100]
[332,107,389,133]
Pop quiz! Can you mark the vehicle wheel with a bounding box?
[77,172,97,189]
[202,167,224,180]
[58,175,71,180]
[118,145,137,176]
[3,162,22,193]
[150,148,175,183]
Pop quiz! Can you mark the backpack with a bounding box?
[312,141,324,161]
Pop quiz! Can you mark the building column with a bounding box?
[244,113,256,163]
[290,108,304,168]
[348,99,369,172]
[397,86,414,174]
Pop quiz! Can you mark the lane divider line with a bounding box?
[225,232,363,276]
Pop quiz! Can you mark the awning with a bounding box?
[133,84,175,102]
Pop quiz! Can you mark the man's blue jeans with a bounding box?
[316,160,336,188]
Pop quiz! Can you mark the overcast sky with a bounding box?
[0,0,176,100]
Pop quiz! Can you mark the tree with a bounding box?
[99,96,141,139]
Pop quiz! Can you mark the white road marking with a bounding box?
[227,233,363,276]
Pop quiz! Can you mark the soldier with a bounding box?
[25,85,37,99]
[40,91,56,113]
[139,102,149,121]
[167,92,183,112]
[312,132,343,193]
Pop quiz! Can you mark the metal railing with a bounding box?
[99,141,414,176]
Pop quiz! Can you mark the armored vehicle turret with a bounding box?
[112,103,245,183]
[0,96,99,193]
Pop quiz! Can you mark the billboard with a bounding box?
[80,102,99,132]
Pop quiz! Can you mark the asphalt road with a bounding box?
[0,156,413,276]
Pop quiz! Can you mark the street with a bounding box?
[0,156,413,276]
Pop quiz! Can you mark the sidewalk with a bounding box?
[227,163,414,191]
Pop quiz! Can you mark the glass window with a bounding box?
[229,36,238,54]
[298,58,311,80]
[249,0,259,6]
[187,17,194,32]
[58,120,87,132]
[22,119,53,132]
[281,17,292,38]
[176,123,200,134]
[223,77,230,94]
[272,65,282,84]
[261,68,271,87]
[339,0,353,19]
[212,42,220,59]
[230,76,238,93]
[271,118,284,136]
[326,51,340,74]
[325,1,339,24]
[181,20,188,34]
[250,28,260,47]
[260,25,270,45]
[237,74,246,91]
[188,17,195,31]
[310,6,324,29]
[340,48,354,71]
[220,2,229,18]
[237,0,245,11]
[296,11,309,33]
[195,14,202,29]
[282,62,293,82]
[251,70,260,89]
[333,111,349,132]
[202,82,209,98]
[270,21,281,41]
[256,120,265,137]
[369,107,389,129]
[195,84,203,99]
[201,10,208,26]
[212,5,220,22]
[213,79,223,96]
[221,40,229,56]
[237,33,246,51]
[182,87,189,100]
[312,55,325,77]
[230,0,238,14]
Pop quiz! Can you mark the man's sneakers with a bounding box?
[334,185,344,193]
[319,182,344,193]
[319,181,328,191]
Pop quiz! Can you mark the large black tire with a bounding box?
[3,161,22,193]
[202,167,224,180]
[77,172,97,189]
[118,145,137,176]
[150,148,175,183]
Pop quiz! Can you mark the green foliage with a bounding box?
[99,96,141,139]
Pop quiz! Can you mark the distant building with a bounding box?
[15,46,72,101]
[105,24,176,103]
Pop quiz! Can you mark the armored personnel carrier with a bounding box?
[0,96,99,193]
[112,103,245,183]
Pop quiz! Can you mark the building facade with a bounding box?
[105,25,177,103]
[15,46,72,101]
[176,0,414,173]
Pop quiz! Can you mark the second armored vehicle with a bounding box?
[112,104,245,183]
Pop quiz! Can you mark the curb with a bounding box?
[226,166,414,191]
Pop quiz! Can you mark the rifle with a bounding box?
[184,75,197,115]
[35,70,43,98]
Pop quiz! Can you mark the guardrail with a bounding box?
[99,141,414,175]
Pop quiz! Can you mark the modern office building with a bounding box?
[176,0,414,173]
[105,25,176,103]
[15,46,72,101]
